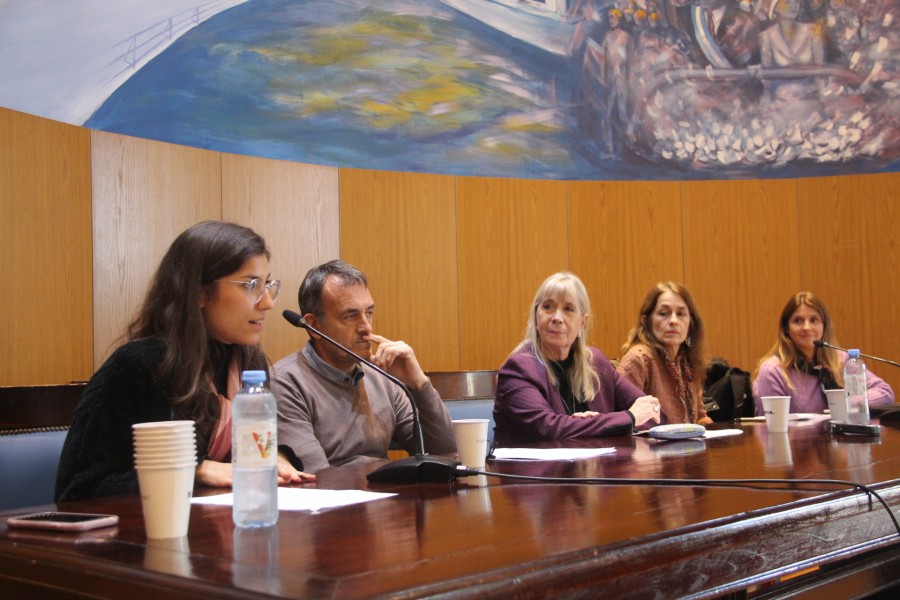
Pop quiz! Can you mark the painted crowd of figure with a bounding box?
[568,0,899,170]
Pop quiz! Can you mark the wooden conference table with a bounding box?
[2,418,899,599]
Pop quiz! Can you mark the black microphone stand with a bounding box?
[283,310,461,483]
[813,340,900,369]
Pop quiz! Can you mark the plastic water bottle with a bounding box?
[232,370,278,527]
[843,350,870,426]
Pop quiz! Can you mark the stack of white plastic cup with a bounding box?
[132,420,197,539]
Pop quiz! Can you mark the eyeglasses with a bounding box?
[216,278,281,304]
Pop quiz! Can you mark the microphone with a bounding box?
[813,340,900,369]
[282,310,462,483]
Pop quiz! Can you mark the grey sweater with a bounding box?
[272,343,455,473]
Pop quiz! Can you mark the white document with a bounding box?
[191,488,396,512]
[491,447,616,461]
[738,413,830,422]
[701,429,743,439]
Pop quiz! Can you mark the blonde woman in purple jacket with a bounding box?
[493,272,661,446]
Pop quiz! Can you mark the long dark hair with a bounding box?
[621,282,707,385]
[127,221,270,442]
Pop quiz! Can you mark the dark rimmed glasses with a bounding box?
[217,278,281,304]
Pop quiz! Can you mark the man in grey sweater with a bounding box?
[273,260,455,474]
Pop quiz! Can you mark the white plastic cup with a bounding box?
[134,458,198,468]
[135,451,195,461]
[136,463,196,539]
[133,436,195,445]
[133,421,196,461]
[134,437,195,447]
[133,447,196,459]
[133,436,196,448]
[761,396,791,433]
[133,431,195,440]
[132,421,195,437]
[134,441,195,450]
[825,389,848,423]
[452,419,490,469]
[133,420,195,431]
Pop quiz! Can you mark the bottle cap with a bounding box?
[848,349,860,358]
[241,370,267,384]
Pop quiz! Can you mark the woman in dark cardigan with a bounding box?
[56,220,313,501]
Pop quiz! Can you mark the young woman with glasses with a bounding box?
[56,221,314,502]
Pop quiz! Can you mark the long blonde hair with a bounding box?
[755,292,843,389]
[513,272,600,401]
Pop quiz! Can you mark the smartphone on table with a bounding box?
[6,512,119,532]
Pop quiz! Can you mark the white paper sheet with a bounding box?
[701,429,743,439]
[788,413,832,427]
[737,413,830,422]
[191,487,396,512]
[491,447,616,461]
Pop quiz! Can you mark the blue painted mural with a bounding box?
[1,0,897,180]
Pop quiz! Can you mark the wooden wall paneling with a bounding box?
[796,173,900,397]
[682,179,801,373]
[221,153,340,366]
[90,131,222,368]
[0,108,93,386]
[456,176,569,371]
[569,180,684,359]
[339,169,460,371]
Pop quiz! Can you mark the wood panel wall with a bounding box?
[340,171,900,397]
[91,131,223,365]
[2,107,898,400]
[90,133,340,369]
[456,177,569,370]
[682,179,802,375]
[222,153,340,364]
[797,175,900,395]
[570,180,684,357]
[340,169,459,370]
[0,108,92,386]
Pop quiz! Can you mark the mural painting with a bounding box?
[1,0,897,180]
[570,0,899,172]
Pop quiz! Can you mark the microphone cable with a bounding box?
[453,468,900,536]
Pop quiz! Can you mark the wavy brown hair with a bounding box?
[755,292,843,389]
[620,282,707,385]
[127,221,270,448]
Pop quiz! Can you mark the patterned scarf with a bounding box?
[662,351,695,423]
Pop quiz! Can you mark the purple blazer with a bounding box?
[493,344,644,446]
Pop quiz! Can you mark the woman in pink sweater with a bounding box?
[617,282,712,425]
[752,292,893,414]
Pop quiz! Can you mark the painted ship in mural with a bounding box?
[441,0,899,171]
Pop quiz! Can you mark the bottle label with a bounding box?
[234,422,277,467]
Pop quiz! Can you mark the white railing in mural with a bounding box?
[112,1,228,75]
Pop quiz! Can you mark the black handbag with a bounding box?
[703,358,756,422]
